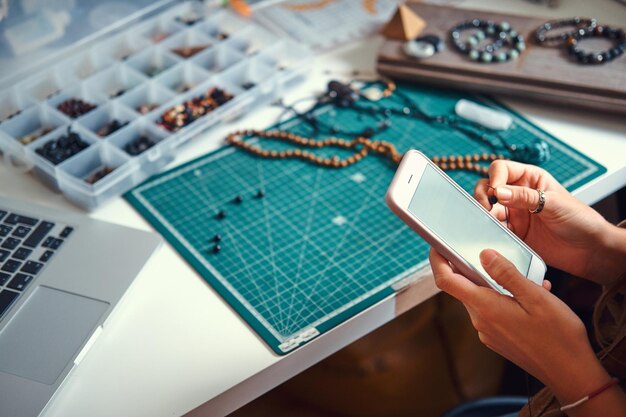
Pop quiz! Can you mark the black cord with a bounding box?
[274,79,547,166]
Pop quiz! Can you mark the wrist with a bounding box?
[546,348,612,406]
[586,223,626,286]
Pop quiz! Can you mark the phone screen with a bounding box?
[408,164,532,289]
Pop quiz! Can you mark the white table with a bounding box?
[1,2,625,417]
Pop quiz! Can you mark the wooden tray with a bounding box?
[377,3,626,115]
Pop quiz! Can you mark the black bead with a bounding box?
[212,244,221,253]
[361,127,374,138]
[233,195,243,204]
[488,195,498,205]
[216,210,226,220]
[256,190,265,198]
[213,234,222,243]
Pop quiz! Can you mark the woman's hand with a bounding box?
[429,248,615,411]
[474,160,626,286]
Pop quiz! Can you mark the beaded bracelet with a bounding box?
[533,17,597,46]
[559,377,620,411]
[566,25,626,64]
[450,19,526,63]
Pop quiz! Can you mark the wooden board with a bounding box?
[377,3,626,115]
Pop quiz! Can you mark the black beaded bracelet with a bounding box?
[567,25,626,64]
[450,19,526,63]
[534,17,597,46]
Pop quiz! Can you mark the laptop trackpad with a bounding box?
[0,286,108,385]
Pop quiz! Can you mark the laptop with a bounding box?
[0,194,161,417]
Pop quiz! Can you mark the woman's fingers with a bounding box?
[495,185,543,211]
[429,248,479,303]
[479,249,542,301]
[474,178,492,210]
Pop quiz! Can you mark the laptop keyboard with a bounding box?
[0,209,73,320]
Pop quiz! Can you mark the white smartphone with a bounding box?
[386,150,546,294]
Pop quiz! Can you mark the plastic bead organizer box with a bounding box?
[0,1,311,210]
[127,82,606,354]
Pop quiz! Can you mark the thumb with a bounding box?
[495,185,548,213]
[479,249,538,298]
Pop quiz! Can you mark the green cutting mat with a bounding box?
[126,83,606,355]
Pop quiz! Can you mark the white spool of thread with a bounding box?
[455,99,513,131]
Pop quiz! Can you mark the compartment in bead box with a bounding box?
[59,143,130,185]
[0,130,30,169]
[19,68,76,101]
[191,45,244,73]
[258,40,312,72]
[85,64,147,99]
[138,15,185,43]
[0,105,68,146]
[126,46,181,78]
[195,20,232,42]
[169,2,205,27]
[56,49,115,80]
[25,124,96,189]
[220,58,276,92]
[47,84,106,119]
[101,32,151,61]
[151,75,242,133]
[108,120,171,175]
[163,29,214,59]
[205,9,250,36]
[77,102,138,138]
[155,61,211,93]
[224,25,280,56]
[118,82,176,115]
[256,40,311,91]
[0,88,34,123]
[58,144,137,210]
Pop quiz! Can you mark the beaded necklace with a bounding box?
[225,79,549,175]
[225,129,505,175]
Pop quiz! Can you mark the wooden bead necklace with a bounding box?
[225,78,550,175]
[225,129,505,175]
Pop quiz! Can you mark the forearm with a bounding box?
[586,223,626,286]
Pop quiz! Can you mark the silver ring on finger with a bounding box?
[529,189,545,214]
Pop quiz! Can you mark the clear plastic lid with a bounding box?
[0,0,178,89]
